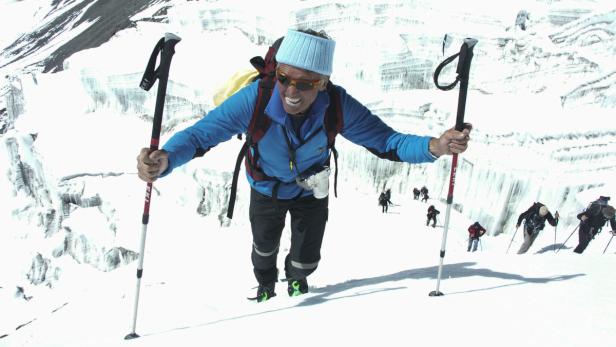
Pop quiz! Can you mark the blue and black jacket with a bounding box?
[161,81,436,199]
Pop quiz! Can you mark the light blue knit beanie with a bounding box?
[275,29,336,76]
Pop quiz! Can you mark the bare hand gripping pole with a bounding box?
[429,38,477,297]
[125,33,181,340]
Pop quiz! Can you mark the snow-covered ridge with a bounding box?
[0,0,168,73]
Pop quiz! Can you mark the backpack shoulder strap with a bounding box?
[246,37,282,142]
[247,78,274,141]
[227,77,274,219]
[227,38,283,219]
[227,141,249,219]
[324,82,344,197]
[324,82,343,145]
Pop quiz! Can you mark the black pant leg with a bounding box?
[574,224,593,254]
[249,189,288,285]
[284,195,329,280]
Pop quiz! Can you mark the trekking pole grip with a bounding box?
[140,33,182,150]
[454,38,477,131]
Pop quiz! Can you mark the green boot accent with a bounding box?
[290,280,302,297]
[255,284,276,302]
[258,292,270,302]
[286,278,308,296]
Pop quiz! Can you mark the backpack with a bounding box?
[469,223,485,237]
[226,37,344,219]
[212,68,260,107]
[427,205,435,216]
[524,202,547,231]
[586,197,609,217]
[379,193,387,204]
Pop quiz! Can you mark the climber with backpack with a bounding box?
[467,221,486,252]
[426,205,440,227]
[515,202,559,254]
[573,196,616,254]
[136,28,472,303]
[378,190,392,213]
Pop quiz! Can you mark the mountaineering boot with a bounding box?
[287,278,309,297]
[255,283,276,302]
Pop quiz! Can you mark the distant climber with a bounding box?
[379,190,392,213]
[420,186,429,202]
[413,187,420,200]
[467,222,486,252]
[516,202,559,254]
[573,196,616,254]
[426,205,440,227]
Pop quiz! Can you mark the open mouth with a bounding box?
[285,97,301,107]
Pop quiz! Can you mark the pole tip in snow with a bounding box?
[429,290,444,297]
[125,332,140,340]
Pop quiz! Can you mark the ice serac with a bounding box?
[194,168,234,227]
[2,78,61,288]
[79,68,210,127]
[1,75,137,292]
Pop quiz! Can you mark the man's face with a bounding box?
[276,64,327,115]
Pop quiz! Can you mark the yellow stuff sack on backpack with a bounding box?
[212,68,260,106]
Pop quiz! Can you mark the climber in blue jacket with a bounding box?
[136,29,472,302]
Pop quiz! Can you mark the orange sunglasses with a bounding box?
[275,68,323,91]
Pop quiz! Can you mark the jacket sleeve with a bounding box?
[336,86,436,164]
[546,212,558,226]
[517,211,527,226]
[577,211,588,220]
[517,204,535,225]
[160,81,258,176]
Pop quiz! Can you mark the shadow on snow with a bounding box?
[145,262,583,337]
[299,261,583,305]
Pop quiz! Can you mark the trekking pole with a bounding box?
[554,224,557,252]
[556,224,579,253]
[125,33,181,341]
[429,38,478,297]
[603,234,614,254]
[505,226,520,254]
